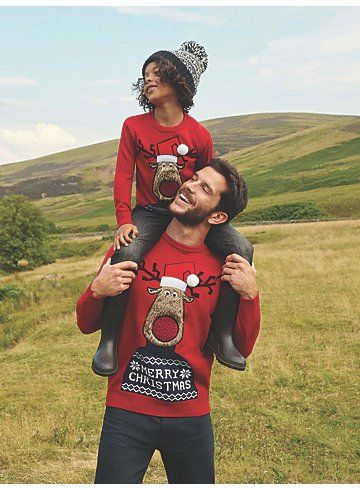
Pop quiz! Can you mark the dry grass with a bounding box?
[0,220,359,483]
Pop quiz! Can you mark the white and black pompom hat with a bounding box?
[142,41,208,95]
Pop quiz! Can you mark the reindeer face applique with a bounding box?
[136,136,199,202]
[144,282,194,347]
[149,155,184,202]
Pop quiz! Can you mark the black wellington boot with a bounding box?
[203,235,254,371]
[92,249,129,377]
[204,281,247,371]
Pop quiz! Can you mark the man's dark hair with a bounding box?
[210,158,248,222]
[132,58,194,113]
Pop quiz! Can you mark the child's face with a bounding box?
[143,61,178,106]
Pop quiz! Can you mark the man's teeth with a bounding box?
[179,193,190,204]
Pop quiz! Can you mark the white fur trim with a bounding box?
[160,276,187,291]
[157,155,177,164]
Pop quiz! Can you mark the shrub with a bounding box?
[0,195,55,271]
[239,203,326,223]
[0,284,26,301]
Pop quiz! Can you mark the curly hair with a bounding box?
[132,58,194,113]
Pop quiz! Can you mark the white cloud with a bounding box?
[0,77,38,86]
[245,20,360,88]
[318,25,360,55]
[115,6,226,27]
[0,124,78,164]
[81,94,135,105]
[0,98,36,109]
[116,96,135,103]
[80,95,109,106]
[89,79,121,86]
[0,143,17,165]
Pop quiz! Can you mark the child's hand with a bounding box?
[114,224,139,250]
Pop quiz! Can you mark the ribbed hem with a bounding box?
[105,398,211,418]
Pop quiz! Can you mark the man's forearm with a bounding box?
[233,294,261,358]
[76,282,104,334]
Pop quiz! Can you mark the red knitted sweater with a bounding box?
[114,112,213,226]
[76,232,261,417]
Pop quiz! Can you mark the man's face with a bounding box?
[169,167,228,225]
[143,61,177,105]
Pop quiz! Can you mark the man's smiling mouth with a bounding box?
[179,193,191,204]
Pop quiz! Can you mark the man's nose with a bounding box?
[184,182,196,193]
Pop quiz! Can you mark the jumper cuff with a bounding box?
[239,293,260,309]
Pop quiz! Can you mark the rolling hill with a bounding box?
[0,112,359,231]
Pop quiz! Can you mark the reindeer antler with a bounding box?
[138,261,162,283]
[188,271,220,298]
[136,139,157,160]
[187,147,198,159]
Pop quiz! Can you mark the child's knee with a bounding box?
[233,237,253,264]
[116,240,147,264]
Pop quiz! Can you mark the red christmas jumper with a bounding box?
[76,232,261,418]
[114,112,214,227]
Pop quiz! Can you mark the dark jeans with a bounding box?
[95,406,215,484]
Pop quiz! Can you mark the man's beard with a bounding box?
[170,202,216,226]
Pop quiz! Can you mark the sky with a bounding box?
[0,5,359,165]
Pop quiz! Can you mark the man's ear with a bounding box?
[208,210,228,226]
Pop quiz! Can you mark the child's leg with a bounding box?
[204,224,253,371]
[92,206,172,376]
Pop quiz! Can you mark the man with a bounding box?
[76,158,261,484]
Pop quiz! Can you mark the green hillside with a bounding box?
[205,112,349,155]
[0,112,359,231]
[0,112,351,192]
[227,118,360,198]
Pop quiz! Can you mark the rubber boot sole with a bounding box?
[204,339,246,371]
[91,359,119,377]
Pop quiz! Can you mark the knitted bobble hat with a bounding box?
[142,41,208,94]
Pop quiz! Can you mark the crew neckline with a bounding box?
[148,111,188,133]
[162,231,208,254]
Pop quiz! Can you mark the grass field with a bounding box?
[0,220,359,483]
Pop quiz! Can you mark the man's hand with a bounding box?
[91,259,138,299]
[114,224,139,250]
[221,253,258,299]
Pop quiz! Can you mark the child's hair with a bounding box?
[132,58,195,113]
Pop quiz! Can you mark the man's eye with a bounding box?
[202,186,209,194]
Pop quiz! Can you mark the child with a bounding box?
[92,41,253,376]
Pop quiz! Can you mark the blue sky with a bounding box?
[0,6,359,164]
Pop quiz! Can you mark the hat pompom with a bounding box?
[187,274,200,288]
[177,144,188,156]
[181,41,208,71]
